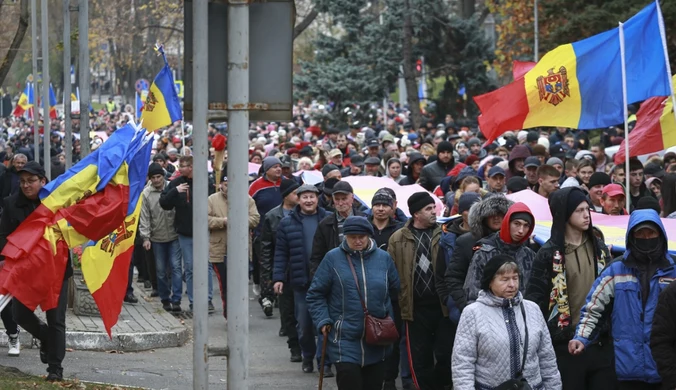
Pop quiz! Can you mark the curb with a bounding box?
[0,326,189,352]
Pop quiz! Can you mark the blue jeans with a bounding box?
[153,240,182,304]
[177,234,213,304]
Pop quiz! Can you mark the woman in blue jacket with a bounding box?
[307,216,400,390]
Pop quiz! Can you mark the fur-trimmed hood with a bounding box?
[468,194,514,239]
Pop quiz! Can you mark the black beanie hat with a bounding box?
[407,192,435,215]
[148,162,164,178]
[436,141,453,154]
[481,254,518,291]
[509,211,533,226]
[280,178,300,199]
[322,164,340,177]
[588,172,611,189]
[565,189,589,222]
[636,196,661,214]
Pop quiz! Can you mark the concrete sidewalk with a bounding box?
[0,279,188,352]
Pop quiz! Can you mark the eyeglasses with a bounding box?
[19,177,39,186]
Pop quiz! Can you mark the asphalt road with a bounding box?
[0,287,340,390]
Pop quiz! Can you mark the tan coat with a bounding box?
[387,220,448,321]
[207,192,260,263]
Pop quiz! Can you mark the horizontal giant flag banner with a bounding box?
[505,189,676,255]
[342,176,444,217]
[475,2,671,145]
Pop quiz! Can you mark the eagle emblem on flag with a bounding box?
[537,66,570,106]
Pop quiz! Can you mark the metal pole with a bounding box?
[534,0,539,62]
[192,0,209,389]
[78,0,90,157]
[63,0,72,169]
[227,0,250,388]
[41,0,51,179]
[31,0,39,162]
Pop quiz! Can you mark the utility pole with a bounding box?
[192,0,209,389]
[227,0,250,388]
[534,0,539,62]
[31,0,39,162]
[78,0,90,157]
[41,0,50,179]
[63,0,72,169]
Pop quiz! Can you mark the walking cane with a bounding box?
[319,327,329,390]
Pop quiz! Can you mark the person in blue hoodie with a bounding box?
[307,216,400,390]
[569,209,676,390]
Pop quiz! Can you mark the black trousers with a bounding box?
[251,236,261,285]
[212,261,227,319]
[1,302,17,335]
[618,381,660,390]
[554,340,617,390]
[13,278,69,370]
[335,361,385,390]
[278,283,299,351]
[145,246,157,290]
[406,303,454,390]
[132,243,149,281]
[384,299,403,381]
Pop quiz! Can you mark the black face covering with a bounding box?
[632,237,663,262]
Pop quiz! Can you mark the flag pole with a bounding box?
[656,0,676,124]
[619,22,631,213]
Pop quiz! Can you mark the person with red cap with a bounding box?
[463,202,536,304]
[600,184,627,216]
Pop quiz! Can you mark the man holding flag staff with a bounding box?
[0,161,70,382]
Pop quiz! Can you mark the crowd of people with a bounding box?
[0,101,675,389]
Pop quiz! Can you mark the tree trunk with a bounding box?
[0,0,29,87]
[293,7,318,40]
[402,0,423,130]
[461,0,475,19]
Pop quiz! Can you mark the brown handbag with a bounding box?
[346,254,399,346]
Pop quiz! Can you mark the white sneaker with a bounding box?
[252,284,261,296]
[7,333,19,357]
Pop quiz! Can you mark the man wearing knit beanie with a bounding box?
[140,162,178,310]
[249,155,284,297]
[588,172,611,213]
[525,187,613,388]
[388,192,453,389]
[418,141,455,191]
[259,177,302,362]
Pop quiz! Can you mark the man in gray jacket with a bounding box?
[418,141,455,191]
[139,163,181,312]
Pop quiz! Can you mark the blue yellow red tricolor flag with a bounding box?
[474,2,671,145]
[141,45,182,132]
[0,123,152,336]
[12,83,33,117]
[48,83,57,119]
[615,75,676,164]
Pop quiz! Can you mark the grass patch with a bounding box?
[91,102,105,111]
[0,367,145,390]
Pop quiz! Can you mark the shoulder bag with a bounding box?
[495,302,532,390]
[346,254,399,346]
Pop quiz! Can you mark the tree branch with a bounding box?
[139,24,183,34]
[477,7,491,26]
[0,0,28,87]
[293,7,318,40]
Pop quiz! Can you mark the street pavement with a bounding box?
[0,282,340,389]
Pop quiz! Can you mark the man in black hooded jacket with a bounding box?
[418,141,455,191]
[525,187,615,389]
[443,194,512,311]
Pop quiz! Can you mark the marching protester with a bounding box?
[463,202,536,304]
[452,255,562,390]
[0,162,71,381]
[388,192,453,390]
[208,176,259,321]
[569,210,675,390]
[525,187,616,389]
[259,178,302,361]
[160,155,215,313]
[307,216,400,390]
[419,141,455,191]
[139,162,182,312]
[273,185,330,375]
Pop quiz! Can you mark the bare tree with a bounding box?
[0,0,29,87]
